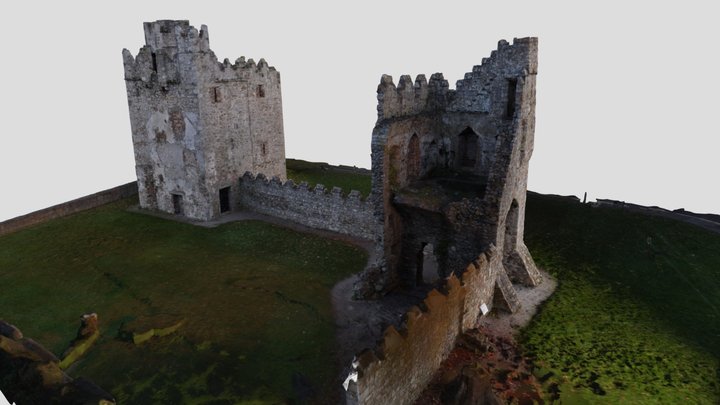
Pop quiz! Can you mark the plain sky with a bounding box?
[1,1,718,222]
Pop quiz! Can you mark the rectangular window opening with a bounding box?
[151,52,158,73]
[212,87,222,103]
[257,84,265,98]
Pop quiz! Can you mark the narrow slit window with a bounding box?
[256,84,265,98]
[261,142,267,155]
[151,52,158,73]
[212,87,221,103]
[505,78,517,119]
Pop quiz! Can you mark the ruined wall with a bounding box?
[123,20,285,221]
[358,38,541,297]
[347,248,514,405]
[0,182,138,237]
[238,173,378,241]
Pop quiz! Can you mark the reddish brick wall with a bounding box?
[0,182,138,237]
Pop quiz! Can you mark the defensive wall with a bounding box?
[238,172,379,241]
[0,182,138,237]
[345,246,520,405]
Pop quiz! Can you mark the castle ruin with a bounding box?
[358,37,542,300]
[123,20,542,404]
[123,20,285,221]
[123,19,540,303]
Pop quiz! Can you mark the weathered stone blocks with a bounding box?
[124,20,286,221]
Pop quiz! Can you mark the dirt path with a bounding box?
[476,270,557,338]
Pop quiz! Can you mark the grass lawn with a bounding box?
[286,159,371,197]
[2,163,718,404]
[0,197,367,404]
[278,163,720,403]
[522,193,720,404]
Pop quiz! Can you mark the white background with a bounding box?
[1,0,718,222]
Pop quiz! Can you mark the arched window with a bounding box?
[457,127,479,168]
[407,133,421,180]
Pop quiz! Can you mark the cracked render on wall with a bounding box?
[123,20,285,221]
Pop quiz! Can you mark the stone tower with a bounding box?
[122,20,286,221]
[359,38,542,297]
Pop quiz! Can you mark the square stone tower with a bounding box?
[122,20,286,220]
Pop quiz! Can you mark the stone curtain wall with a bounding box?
[0,182,138,237]
[238,173,378,241]
[347,248,510,405]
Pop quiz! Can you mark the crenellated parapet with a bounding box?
[123,20,280,91]
[376,73,449,121]
[346,247,514,404]
[449,37,538,114]
[375,38,537,123]
[239,172,379,241]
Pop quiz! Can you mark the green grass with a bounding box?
[521,193,720,404]
[0,198,367,404]
[286,159,371,197]
[3,164,719,404]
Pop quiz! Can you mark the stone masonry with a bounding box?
[122,22,544,404]
[356,38,542,299]
[122,21,541,310]
[237,172,378,240]
[123,20,285,221]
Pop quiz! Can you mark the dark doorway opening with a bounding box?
[416,243,426,286]
[171,194,183,215]
[458,127,479,168]
[219,187,231,213]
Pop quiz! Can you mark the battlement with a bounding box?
[143,20,209,52]
[347,248,507,404]
[241,172,368,203]
[239,172,378,240]
[122,20,280,85]
[376,37,538,121]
